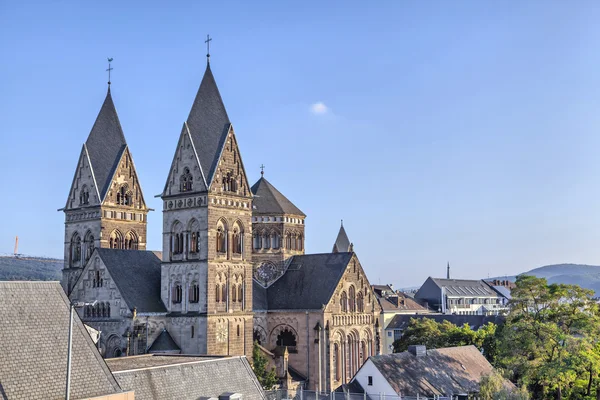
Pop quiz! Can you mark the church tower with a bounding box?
[60,87,149,295]
[161,59,253,357]
[250,175,306,285]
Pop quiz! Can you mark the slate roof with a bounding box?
[96,248,166,313]
[368,345,513,397]
[148,329,181,353]
[431,278,497,296]
[265,253,353,310]
[385,314,504,331]
[85,87,128,200]
[251,177,305,216]
[253,280,268,311]
[106,354,219,372]
[186,63,231,186]
[109,355,266,400]
[376,292,429,313]
[332,224,351,253]
[0,281,122,399]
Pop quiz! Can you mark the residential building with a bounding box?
[372,284,431,354]
[351,345,514,399]
[415,277,509,315]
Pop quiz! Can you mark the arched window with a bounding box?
[237,325,240,337]
[110,230,124,249]
[125,231,138,250]
[189,219,200,255]
[272,233,280,249]
[180,167,193,192]
[340,292,348,313]
[333,343,340,381]
[70,233,82,266]
[95,303,100,318]
[221,283,227,303]
[80,185,89,205]
[253,233,261,250]
[238,283,243,303]
[232,223,243,255]
[91,305,96,318]
[116,184,131,206]
[357,292,364,313]
[215,284,221,303]
[349,286,356,312]
[232,283,238,303]
[276,329,297,347]
[297,235,303,251]
[286,234,292,250]
[84,231,95,262]
[106,302,111,318]
[262,232,270,250]
[222,171,237,193]
[172,283,182,304]
[216,220,227,254]
[171,221,183,256]
[189,282,199,303]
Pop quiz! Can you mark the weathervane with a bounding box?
[205,34,212,62]
[260,164,265,177]
[106,57,114,85]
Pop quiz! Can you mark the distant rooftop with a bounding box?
[106,354,223,372]
[431,278,497,296]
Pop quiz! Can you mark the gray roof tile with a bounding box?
[186,63,231,186]
[109,355,266,400]
[332,224,351,253]
[265,253,353,310]
[85,88,128,200]
[0,281,122,399]
[251,177,305,216]
[96,248,166,313]
[148,329,181,353]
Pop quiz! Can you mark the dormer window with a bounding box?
[180,167,193,192]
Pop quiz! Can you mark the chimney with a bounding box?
[408,345,427,357]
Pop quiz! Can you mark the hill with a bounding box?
[491,263,600,295]
[0,256,62,281]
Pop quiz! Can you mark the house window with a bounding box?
[368,376,373,386]
[387,331,392,337]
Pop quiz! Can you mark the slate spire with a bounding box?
[185,63,231,186]
[332,220,352,253]
[251,177,305,216]
[84,87,127,200]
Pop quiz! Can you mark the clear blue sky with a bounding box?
[1,1,600,287]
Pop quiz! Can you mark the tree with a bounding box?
[480,370,530,400]
[251,341,278,390]
[495,275,600,399]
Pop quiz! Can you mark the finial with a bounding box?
[205,34,212,63]
[106,58,114,86]
[260,164,265,177]
[341,219,343,227]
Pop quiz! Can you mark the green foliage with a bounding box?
[495,275,600,399]
[480,370,530,400]
[251,341,278,390]
[392,318,498,362]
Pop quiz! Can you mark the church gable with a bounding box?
[325,254,381,314]
[162,122,207,196]
[65,145,101,210]
[209,126,251,197]
[70,251,132,317]
[102,147,147,209]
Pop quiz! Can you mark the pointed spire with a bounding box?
[332,222,351,253]
[85,88,127,200]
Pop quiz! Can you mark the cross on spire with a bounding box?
[106,57,114,86]
[205,34,212,62]
[260,164,265,177]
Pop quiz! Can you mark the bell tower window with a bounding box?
[180,167,193,192]
[216,220,227,254]
[80,185,90,205]
[116,184,132,206]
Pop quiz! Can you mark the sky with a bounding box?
[1,1,600,288]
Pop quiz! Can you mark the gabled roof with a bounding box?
[430,278,497,297]
[95,248,166,313]
[85,87,128,200]
[0,281,122,399]
[251,177,305,216]
[368,346,513,397]
[376,292,430,313]
[332,223,351,252]
[265,252,353,310]
[148,329,181,353]
[108,355,266,400]
[186,63,231,186]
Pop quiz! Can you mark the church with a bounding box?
[60,51,381,392]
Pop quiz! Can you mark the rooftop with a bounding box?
[106,354,223,372]
[431,278,497,297]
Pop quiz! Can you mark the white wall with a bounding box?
[353,359,397,397]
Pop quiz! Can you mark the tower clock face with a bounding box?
[217,325,228,342]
